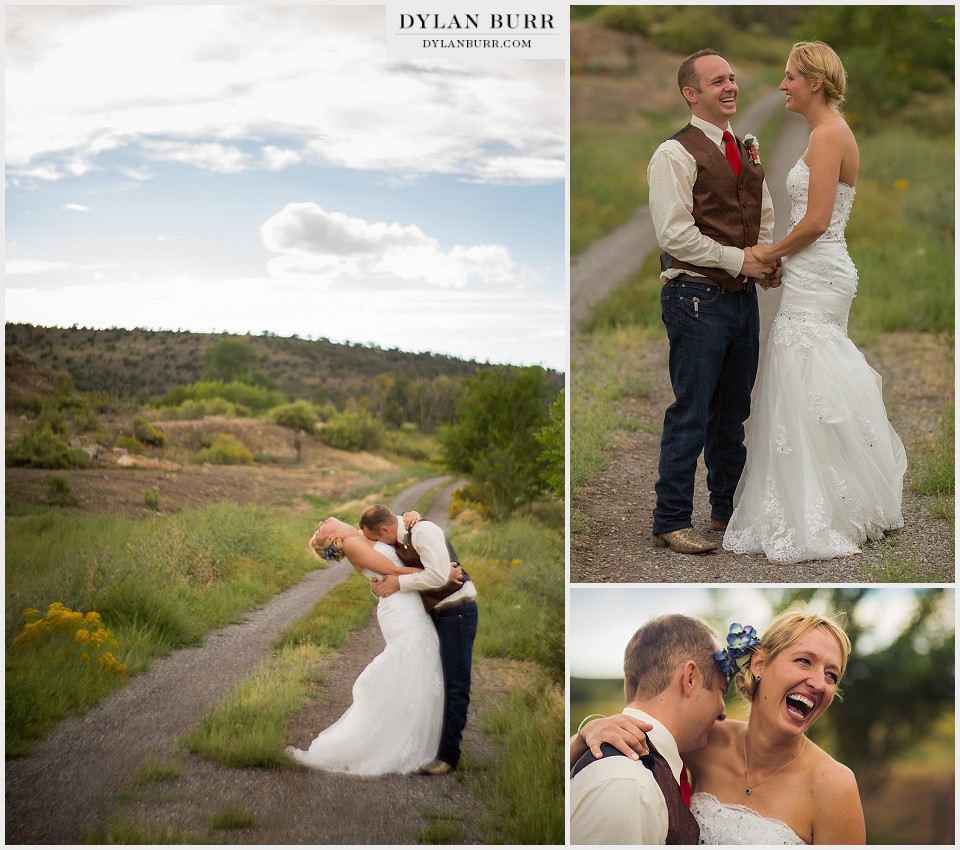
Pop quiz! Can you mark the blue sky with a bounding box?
[568,586,955,679]
[5,5,566,370]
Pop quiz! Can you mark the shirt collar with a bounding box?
[623,707,684,784]
[690,114,733,147]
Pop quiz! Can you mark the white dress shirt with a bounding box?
[570,708,684,845]
[395,516,476,609]
[647,114,775,283]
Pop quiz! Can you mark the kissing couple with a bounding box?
[286,504,478,776]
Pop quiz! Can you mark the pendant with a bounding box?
[746,787,752,795]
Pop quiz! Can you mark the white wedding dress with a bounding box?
[724,158,906,564]
[287,543,443,774]
[691,792,807,844]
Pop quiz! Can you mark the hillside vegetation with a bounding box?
[5,323,496,406]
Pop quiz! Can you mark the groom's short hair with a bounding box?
[624,614,719,702]
[677,48,721,99]
[359,504,395,532]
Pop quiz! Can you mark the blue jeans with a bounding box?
[652,279,759,535]
[433,600,478,768]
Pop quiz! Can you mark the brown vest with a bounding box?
[661,123,765,292]
[393,538,469,614]
[571,741,701,844]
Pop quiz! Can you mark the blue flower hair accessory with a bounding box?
[323,542,343,561]
[714,623,760,677]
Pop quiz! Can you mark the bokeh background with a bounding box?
[569,586,955,844]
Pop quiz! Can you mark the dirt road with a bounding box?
[5,477,498,845]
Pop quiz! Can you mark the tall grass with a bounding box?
[476,668,564,844]
[459,510,564,682]
[5,503,320,753]
[846,129,954,343]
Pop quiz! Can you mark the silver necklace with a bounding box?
[743,734,807,796]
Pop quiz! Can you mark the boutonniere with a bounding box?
[743,133,761,166]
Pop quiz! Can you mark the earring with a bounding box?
[755,675,761,683]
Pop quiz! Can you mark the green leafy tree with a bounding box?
[438,366,556,517]
[202,338,259,383]
[796,6,954,130]
[536,389,565,500]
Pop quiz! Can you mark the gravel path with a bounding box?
[5,476,499,845]
[571,93,955,584]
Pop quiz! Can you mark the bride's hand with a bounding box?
[402,511,422,530]
[582,713,652,761]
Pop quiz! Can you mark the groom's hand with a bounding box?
[741,247,774,280]
[372,574,400,598]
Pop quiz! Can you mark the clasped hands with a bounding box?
[742,245,782,290]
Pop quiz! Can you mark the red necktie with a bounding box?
[679,764,692,808]
[723,131,742,177]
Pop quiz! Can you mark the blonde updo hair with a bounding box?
[736,607,852,702]
[790,40,847,109]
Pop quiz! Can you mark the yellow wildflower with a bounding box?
[894,178,910,190]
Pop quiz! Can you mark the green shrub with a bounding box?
[45,474,80,507]
[155,397,243,420]
[6,426,90,469]
[144,489,160,511]
[195,433,254,465]
[7,394,44,417]
[154,380,283,414]
[132,417,167,447]
[268,400,320,435]
[117,435,145,455]
[593,4,656,35]
[319,411,384,452]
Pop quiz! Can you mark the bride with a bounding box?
[724,41,906,563]
[286,516,447,775]
[574,609,866,844]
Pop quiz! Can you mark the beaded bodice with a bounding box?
[690,792,807,845]
[786,158,855,243]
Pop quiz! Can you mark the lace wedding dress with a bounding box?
[287,543,443,774]
[691,792,807,844]
[724,159,906,564]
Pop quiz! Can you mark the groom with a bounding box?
[359,503,478,776]
[649,48,780,555]
[569,614,727,844]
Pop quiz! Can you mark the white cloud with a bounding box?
[6,259,74,275]
[261,203,537,290]
[63,203,90,212]
[139,140,252,173]
[5,6,563,185]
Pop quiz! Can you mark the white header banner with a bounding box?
[385,2,569,60]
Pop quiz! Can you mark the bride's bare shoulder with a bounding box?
[685,718,742,772]
[709,717,744,748]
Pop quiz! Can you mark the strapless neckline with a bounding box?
[690,791,807,845]
[798,156,856,192]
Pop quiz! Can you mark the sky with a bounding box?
[4,5,567,370]
[568,586,955,679]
